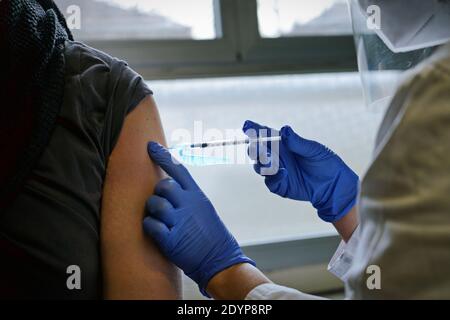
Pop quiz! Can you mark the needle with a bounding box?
[171,136,282,150]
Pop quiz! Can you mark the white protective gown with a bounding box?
[246,43,450,300]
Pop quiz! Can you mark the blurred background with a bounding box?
[55,0,385,299]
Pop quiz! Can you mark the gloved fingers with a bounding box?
[248,142,272,164]
[143,216,170,248]
[146,195,177,227]
[247,141,258,161]
[253,151,275,174]
[242,120,271,135]
[264,168,288,194]
[242,120,280,140]
[154,178,184,208]
[280,126,330,159]
[148,142,198,190]
[257,165,282,177]
[244,121,280,163]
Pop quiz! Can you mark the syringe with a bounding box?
[168,136,281,166]
[171,135,282,150]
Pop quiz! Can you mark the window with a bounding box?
[55,0,220,40]
[257,0,352,38]
[56,0,357,79]
[151,73,383,244]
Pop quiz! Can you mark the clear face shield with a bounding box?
[349,0,446,111]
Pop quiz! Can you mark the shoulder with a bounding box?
[401,45,450,100]
[64,40,129,79]
[63,40,151,97]
[61,40,153,156]
[401,47,450,121]
[369,46,450,180]
[379,46,450,142]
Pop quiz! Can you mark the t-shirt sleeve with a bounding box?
[72,41,153,158]
[105,59,153,154]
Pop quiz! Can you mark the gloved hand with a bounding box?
[143,142,255,297]
[243,120,359,223]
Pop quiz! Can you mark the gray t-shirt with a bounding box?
[0,41,152,299]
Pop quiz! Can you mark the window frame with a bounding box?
[80,0,357,80]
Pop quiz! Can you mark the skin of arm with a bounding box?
[207,263,271,300]
[333,206,358,243]
[101,96,181,299]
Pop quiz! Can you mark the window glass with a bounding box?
[151,73,384,244]
[257,0,352,38]
[55,0,219,40]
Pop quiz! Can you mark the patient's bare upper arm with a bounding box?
[101,95,181,299]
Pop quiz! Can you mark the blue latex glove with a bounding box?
[243,120,359,223]
[143,142,255,297]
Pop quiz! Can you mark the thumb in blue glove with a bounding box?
[243,120,359,223]
[143,142,255,297]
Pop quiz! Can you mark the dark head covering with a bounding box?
[0,0,73,210]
